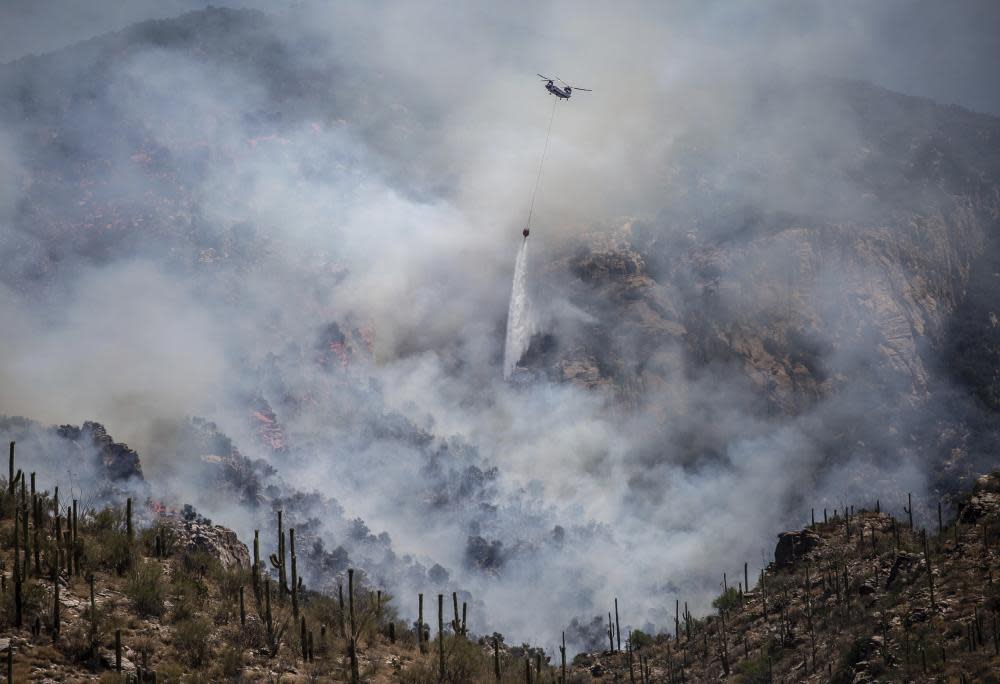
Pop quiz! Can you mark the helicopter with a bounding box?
[537,74,591,100]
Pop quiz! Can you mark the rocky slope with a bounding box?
[564,471,1000,683]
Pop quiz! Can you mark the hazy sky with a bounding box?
[3,0,1000,114]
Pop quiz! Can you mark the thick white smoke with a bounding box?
[0,0,998,655]
[503,239,534,380]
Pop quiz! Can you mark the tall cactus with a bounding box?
[300,615,307,661]
[560,631,566,684]
[615,598,621,652]
[348,569,359,684]
[277,511,287,599]
[126,497,133,542]
[7,441,14,496]
[290,529,298,618]
[20,479,28,578]
[438,593,445,682]
[417,593,425,654]
[72,499,79,577]
[338,584,346,638]
[252,530,260,598]
[291,552,299,619]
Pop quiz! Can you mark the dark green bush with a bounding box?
[125,560,166,617]
[712,586,741,612]
[173,616,213,667]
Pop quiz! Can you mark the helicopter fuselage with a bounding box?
[544,81,572,99]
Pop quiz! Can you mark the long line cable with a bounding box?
[524,97,558,231]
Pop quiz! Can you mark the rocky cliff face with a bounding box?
[522,83,1000,488]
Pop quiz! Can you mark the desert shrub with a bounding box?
[399,635,495,684]
[179,549,220,579]
[214,643,244,679]
[132,635,156,672]
[629,629,654,650]
[736,651,773,684]
[0,578,49,629]
[57,621,99,664]
[173,616,213,667]
[140,522,178,558]
[170,568,207,624]
[157,661,185,681]
[712,586,742,612]
[210,562,246,605]
[82,510,132,575]
[125,561,165,617]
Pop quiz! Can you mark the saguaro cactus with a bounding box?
[72,499,79,576]
[291,551,299,619]
[438,593,445,681]
[560,631,567,683]
[615,598,621,652]
[277,511,287,598]
[418,593,425,653]
[348,569,359,684]
[338,584,346,638]
[126,497,133,542]
[300,615,307,661]
[252,529,260,597]
[7,441,14,495]
[21,480,28,578]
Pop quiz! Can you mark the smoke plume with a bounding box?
[1,0,999,654]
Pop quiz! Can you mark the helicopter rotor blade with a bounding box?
[570,87,592,91]
[537,73,552,80]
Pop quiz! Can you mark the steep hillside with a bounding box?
[2,437,997,682]
[564,472,1000,683]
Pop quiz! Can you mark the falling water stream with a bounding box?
[503,239,533,380]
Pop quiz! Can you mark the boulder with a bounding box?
[774,529,822,567]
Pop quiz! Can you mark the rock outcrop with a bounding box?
[774,528,822,567]
[160,513,251,570]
